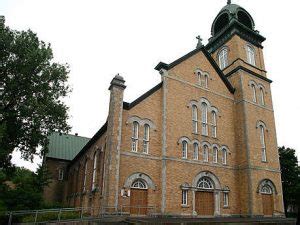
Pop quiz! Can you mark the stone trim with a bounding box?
[126,116,156,129]
[257,179,277,194]
[124,172,156,190]
[234,99,273,112]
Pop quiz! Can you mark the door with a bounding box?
[130,189,148,215]
[195,191,214,216]
[262,194,274,216]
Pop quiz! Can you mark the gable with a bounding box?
[155,47,235,94]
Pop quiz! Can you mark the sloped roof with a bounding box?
[46,132,90,161]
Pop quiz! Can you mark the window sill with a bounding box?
[223,206,230,209]
[181,204,190,208]
[261,160,268,163]
[192,132,199,135]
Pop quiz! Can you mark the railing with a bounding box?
[3,205,157,225]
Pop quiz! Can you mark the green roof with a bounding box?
[46,132,90,161]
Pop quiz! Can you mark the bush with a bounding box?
[21,210,81,223]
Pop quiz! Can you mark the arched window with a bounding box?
[131,121,139,152]
[201,102,208,135]
[197,177,214,189]
[246,45,256,66]
[192,105,198,133]
[92,152,97,190]
[259,87,265,106]
[193,143,199,160]
[261,184,272,194]
[211,111,217,138]
[251,84,257,103]
[131,179,147,189]
[204,74,208,88]
[143,124,150,154]
[83,160,87,191]
[213,147,218,163]
[222,148,227,165]
[218,47,228,70]
[182,141,188,159]
[58,168,64,181]
[203,145,209,162]
[260,125,267,162]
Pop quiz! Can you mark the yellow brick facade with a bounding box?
[45,2,285,218]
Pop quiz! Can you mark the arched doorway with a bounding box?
[261,184,274,216]
[195,177,215,216]
[130,179,148,215]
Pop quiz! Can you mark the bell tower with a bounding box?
[205,2,284,217]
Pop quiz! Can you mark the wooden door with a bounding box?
[130,189,148,215]
[262,194,274,216]
[195,191,215,216]
[195,191,214,216]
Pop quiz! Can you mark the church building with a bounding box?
[44,1,285,217]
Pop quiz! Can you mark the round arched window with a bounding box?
[131,179,147,189]
[197,177,214,189]
[261,185,272,194]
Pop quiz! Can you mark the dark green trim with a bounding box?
[154,47,235,94]
[207,20,266,53]
[225,66,272,83]
[224,58,267,73]
[123,82,163,110]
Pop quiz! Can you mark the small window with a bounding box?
[192,105,198,133]
[251,84,257,103]
[182,190,188,205]
[222,148,227,165]
[218,47,228,70]
[92,152,97,190]
[260,125,267,162]
[211,111,217,138]
[201,103,208,136]
[193,143,199,160]
[58,169,64,181]
[182,141,188,159]
[203,145,209,162]
[246,45,256,66]
[259,87,265,106]
[213,147,218,163]
[131,121,139,152]
[261,184,272,194]
[223,193,229,207]
[143,124,150,154]
[197,177,214,189]
[131,179,147,189]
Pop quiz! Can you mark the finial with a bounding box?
[196,35,203,49]
[227,0,231,5]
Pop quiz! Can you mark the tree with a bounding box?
[278,146,300,215]
[0,16,71,168]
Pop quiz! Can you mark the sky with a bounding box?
[1,0,300,171]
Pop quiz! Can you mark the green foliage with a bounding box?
[0,17,71,168]
[21,211,81,223]
[278,146,300,214]
[0,166,50,211]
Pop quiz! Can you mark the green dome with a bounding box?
[211,3,255,36]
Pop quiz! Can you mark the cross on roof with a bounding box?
[227,0,231,5]
[196,35,203,48]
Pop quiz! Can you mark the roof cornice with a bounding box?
[225,66,272,83]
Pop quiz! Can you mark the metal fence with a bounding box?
[3,205,157,225]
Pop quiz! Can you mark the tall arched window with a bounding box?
[259,87,265,106]
[218,47,228,70]
[211,111,217,138]
[83,160,87,191]
[213,147,218,163]
[204,74,209,88]
[246,45,256,66]
[203,145,209,162]
[92,152,97,190]
[201,103,208,135]
[251,84,257,103]
[222,148,227,165]
[260,125,267,162]
[192,105,198,133]
[143,124,150,154]
[193,143,199,160]
[182,141,188,159]
[131,121,139,152]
